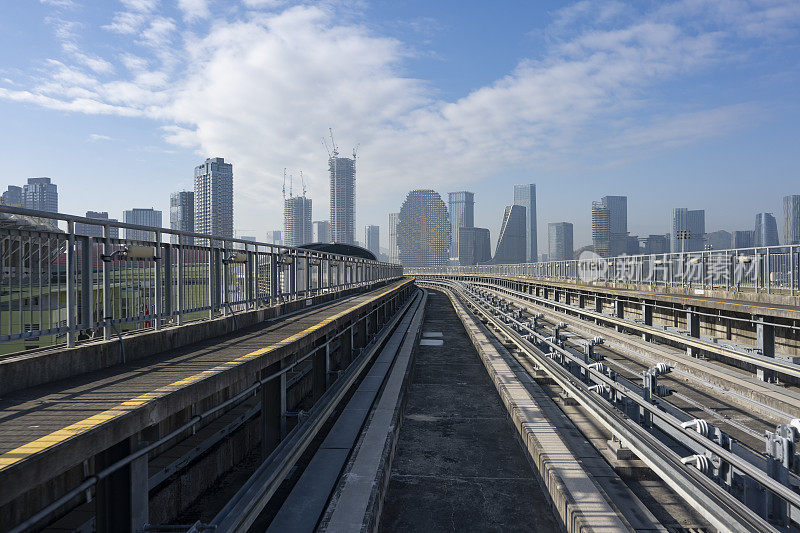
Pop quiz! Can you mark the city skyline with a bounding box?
[0,2,798,251]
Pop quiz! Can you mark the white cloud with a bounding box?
[178,0,210,21]
[88,133,113,141]
[3,0,799,233]
[39,0,77,8]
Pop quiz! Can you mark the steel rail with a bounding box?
[423,279,785,533]
[457,277,800,381]
[209,289,424,533]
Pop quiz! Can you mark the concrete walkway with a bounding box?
[379,290,558,531]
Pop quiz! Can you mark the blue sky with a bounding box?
[1,0,799,249]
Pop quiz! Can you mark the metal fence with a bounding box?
[408,246,800,295]
[0,206,403,355]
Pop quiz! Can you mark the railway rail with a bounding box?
[420,278,800,532]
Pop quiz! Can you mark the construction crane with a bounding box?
[352,143,359,160]
[329,128,339,157]
[282,168,286,200]
[300,170,307,197]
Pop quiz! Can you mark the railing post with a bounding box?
[154,231,163,330]
[103,224,112,340]
[208,243,215,319]
[246,249,254,309]
[270,251,278,304]
[80,235,93,330]
[176,235,184,325]
[163,242,173,322]
[66,221,76,348]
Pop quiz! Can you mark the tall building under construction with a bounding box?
[329,148,356,245]
[284,195,312,247]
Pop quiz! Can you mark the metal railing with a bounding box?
[409,245,800,295]
[0,206,403,354]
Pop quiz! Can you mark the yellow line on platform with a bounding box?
[0,281,409,472]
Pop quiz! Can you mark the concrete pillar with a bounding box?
[642,303,653,341]
[261,360,285,457]
[757,316,776,382]
[578,294,585,309]
[95,437,148,533]
[312,342,327,402]
[564,292,571,306]
[615,300,624,332]
[686,308,700,358]
[554,290,560,303]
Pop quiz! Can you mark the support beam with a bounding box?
[261,361,284,457]
[757,316,776,382]
[641,303,653,341]
[686,307,700,358]
[95,438,148,533]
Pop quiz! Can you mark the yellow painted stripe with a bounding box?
[0,280,409,471]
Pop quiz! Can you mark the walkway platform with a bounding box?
[0,279,412,513]
[378,290,560,531]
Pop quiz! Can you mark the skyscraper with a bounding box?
[397,190,450,269]
[329,151,356,244]
[733,230,754,249]
[1,186,22,207]
[313,220,330,243]
[123,208,162,241]
[670,208,705,252]
[493,205,526,264]
[388,212,399,264]
[170,190,194,244]
[194,157,233,239]
[76,211,119,239]
[754,212,779,247]
[592,202,611,257]
[642,234,669,254]
[592,195,628,256]
[365,225,380,258]
[448,191,474,263]
[783,195,800,245]
[271,230,283,246]
[513,184,537,262]
[548,222,574,261]
[458,227,492,266]
[284,195,313,247]
[23,177,58,213]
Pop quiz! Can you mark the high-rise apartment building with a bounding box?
[76,211,119,239]
[783,195,800,245]
[1,186,22,207]
[284,195,312,247]
[670,208,705,252]
[448,191,474,263]
[548,222,574,261]
[313,220,330,243]
[365,225,380,258]
[592,202,611,257]
[458,227,491,266]
[397,190,450,269]
[513,184,537,262]
[23,177,58,213]
[493,205,526,264]
[329,153,356,244]
[123,208,162,242]
[388,212,399,264]
[754,212,779,247]
[733,230,754,249]
[170,190,194,244]
[194,157,233,239]
[592,196,629,261]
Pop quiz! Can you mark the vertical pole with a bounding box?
[270,252,278,305]
[154,231,162,330]
[80,235,93,329]
[66,221,76,348]
[246,250,254,309]
[163,242,173,321]
[103,225,112,340]
[95,437,148,533]
[615,299,624,332]
[208,243,215,320]
[176,235,183,325]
